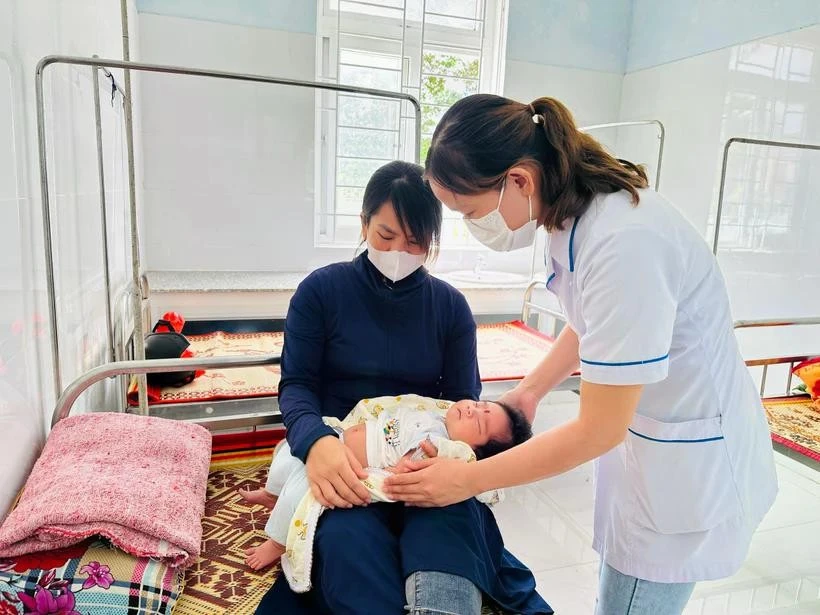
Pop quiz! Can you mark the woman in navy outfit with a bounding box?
[254,161,551,614]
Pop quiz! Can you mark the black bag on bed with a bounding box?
[144,320,197,388]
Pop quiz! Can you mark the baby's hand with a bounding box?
[411,438,438,460]
[386,458,414,474]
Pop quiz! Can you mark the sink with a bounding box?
[442,270,530,286]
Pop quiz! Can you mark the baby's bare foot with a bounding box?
[237,488,278,509]
[244,539,286,571]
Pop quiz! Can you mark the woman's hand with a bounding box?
[498,386,540,422]
[382,457,477,507]
[305,436,371,508]
[498,326,580,422]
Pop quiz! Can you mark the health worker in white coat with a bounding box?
[383,94,778,615]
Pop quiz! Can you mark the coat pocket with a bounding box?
[625,412,743,534]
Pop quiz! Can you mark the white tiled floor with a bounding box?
[483,385,820,615]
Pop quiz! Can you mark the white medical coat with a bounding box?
[545,188,778,583]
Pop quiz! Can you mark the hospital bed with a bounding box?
[124,283,581,428]
[118,117,665,424]
[34,52,669,426]
[733,317,820,467]
[25,68,820,609]
[713,135,820,467]
[26,47,596,598]
[35,317,820,614]
[38,55,674,431]
[5,352,508,615]
[34,54,423,429]
[11,316,815,614]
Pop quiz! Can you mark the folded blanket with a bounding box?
[0,413,211,568]
[280,396,503,593]
[0,538,184,615]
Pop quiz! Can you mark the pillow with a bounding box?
[792,357,820,399]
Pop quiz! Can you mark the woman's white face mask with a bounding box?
[463,180,537,252]
[366,243,426,282]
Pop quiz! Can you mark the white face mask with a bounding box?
[366,242,427,283]
[464,180,537,251]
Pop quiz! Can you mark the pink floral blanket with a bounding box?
[0,413,211,568]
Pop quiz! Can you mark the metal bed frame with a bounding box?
[734,317,820,473]
[142,317,287,427]
[51,353,282,429]
[712,136,820,254]
[47,317,820,429]
[36,56,666,429]
[35,54,422,417]
[711,135,820,393]
[50,283,579,429]
[516,118,665,390]
[524,119,666,278]
[580,119,665,190]
[518,281,580,392]
[734,317,820,396]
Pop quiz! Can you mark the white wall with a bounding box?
[133,1,820,319]
[137,14,319,273]
[506,0,631,74]
[0,0,138,519]
[135,2,627,279]
[627,0,820,72]
[617,49,729,230]
[504,60,623,155]
[618,25,820,324]
[504,61,623,129]
[504,0,629,160]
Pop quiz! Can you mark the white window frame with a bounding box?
[314,0,509,249]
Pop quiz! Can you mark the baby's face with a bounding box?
[444,400,511,448]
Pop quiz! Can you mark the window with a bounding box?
[729,42,814,83]
[314,0,509,247]
[713,92,813,253]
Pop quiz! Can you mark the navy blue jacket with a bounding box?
[261,253,552,615]
[280,253,481,462]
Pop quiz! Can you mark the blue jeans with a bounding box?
[405,571,482,615]
[595,562,695,615]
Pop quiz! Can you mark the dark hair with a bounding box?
[473,400,533,460]
[361,160,442,257]
[426,94,649,231]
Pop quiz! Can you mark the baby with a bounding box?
[239,394,532,571]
